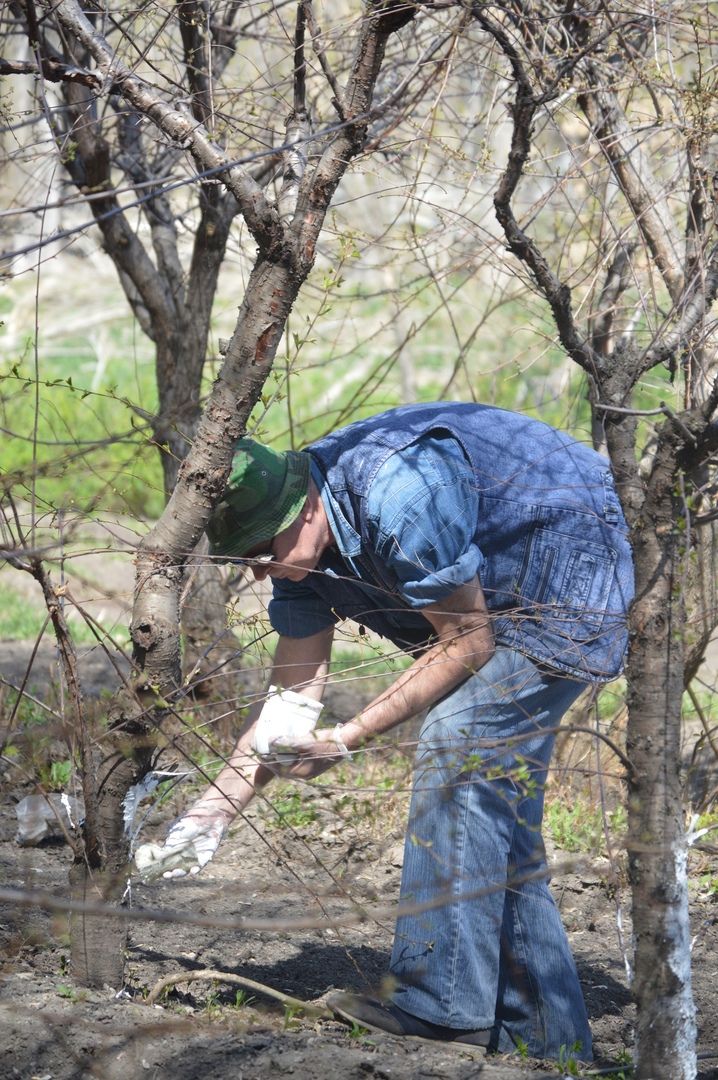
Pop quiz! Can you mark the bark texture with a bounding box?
[623,429,696,1078]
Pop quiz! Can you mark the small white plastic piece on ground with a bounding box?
[134,840,202,882]
[60,792,78,828]
[252,685,323,763]
[15,793,85,847]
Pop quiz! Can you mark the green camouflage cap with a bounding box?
[206,438,311,561]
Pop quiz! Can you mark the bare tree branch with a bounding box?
[305,1,348,121]
[368,20,460,121]
[588,246,636,452]
[580,73,685,303]
[278,3,312,224]
[54,0,280,252]
[178,0,214,128]
[640,248,718,375]
[592,246,636,360]
[470,4,599,375]
[117,109,185,308]
[0,56,102,86]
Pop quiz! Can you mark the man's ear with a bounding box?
[299,480,319,522]
[298,494,312,522]
[298,478,334,550]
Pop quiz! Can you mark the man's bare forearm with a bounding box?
[341,577,494,750]
[340,622,494,750]
[191,581,492,810]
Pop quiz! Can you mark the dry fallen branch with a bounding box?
[146,967,331,1014]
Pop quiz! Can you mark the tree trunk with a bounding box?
[70,693,155,986]
[180,556,238,726]
[625,459,696,1080]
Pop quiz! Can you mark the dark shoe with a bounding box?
[326,991,490,1049]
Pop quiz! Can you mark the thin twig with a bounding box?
[304,1,347,120]
[593,403,669,416]
[660,402,699,446]
[687,683,718,764]
[369,26,458,121]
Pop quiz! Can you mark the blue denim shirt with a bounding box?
[269,403,634,682]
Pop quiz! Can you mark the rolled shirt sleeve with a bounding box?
[365,435,483,607]
[268,435,483,639]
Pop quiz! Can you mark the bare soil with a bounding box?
[1,646,717,1080]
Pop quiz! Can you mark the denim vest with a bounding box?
[281,403,634,682]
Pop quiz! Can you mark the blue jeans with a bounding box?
[390,648,593,1061]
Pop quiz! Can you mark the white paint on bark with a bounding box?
[663,843,696,1078]
[123,771,192,840]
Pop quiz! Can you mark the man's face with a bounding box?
[244,508,324,583]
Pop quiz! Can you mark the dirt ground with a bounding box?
[1,642,717,1080]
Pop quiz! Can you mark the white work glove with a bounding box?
[266,724,352,779]
[134,800,232,882]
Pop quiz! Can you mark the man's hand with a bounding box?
[134,800,232,882]
[267,725,351,780]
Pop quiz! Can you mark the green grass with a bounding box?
[546,799,627,855]
[0,364,165,519]
[261,789,320,830]
[0,581,124,645]
[0,275,165,519]
[0,589,50,640]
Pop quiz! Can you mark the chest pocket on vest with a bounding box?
[518,527,617,640]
